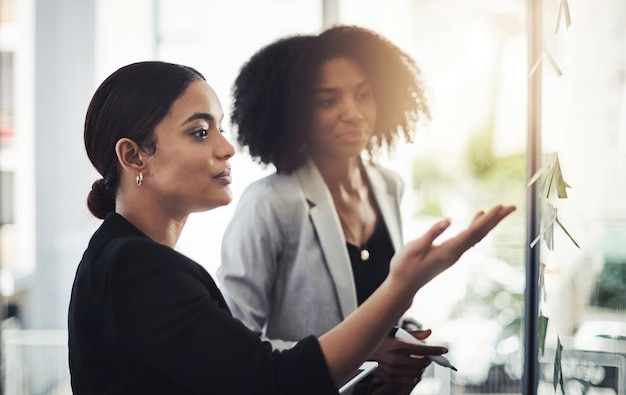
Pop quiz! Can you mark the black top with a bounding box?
[68,213,337,395]
[347,218,395,306]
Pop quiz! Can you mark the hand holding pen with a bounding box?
[389,326,458,371]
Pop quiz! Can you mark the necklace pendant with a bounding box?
[360,249,370,261]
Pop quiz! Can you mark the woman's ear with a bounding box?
[115,138,145,173]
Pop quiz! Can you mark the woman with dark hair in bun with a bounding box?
[68,60,514,395]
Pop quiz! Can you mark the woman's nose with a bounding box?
[340,99,363,122]
[216,131,235,159]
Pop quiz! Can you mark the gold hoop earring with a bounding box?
[136,172,143,187]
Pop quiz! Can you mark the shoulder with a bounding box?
[107,236,173,261]
[365,162,404,191]
[98,237,192,277]
[238,172,304,208]
[82,219,203,281]
[244,172,300,194]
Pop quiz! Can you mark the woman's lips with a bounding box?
[214,168,232,184]
[337,129,367,142]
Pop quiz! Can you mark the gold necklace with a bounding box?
[336,188,370,262]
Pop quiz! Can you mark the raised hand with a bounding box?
[390,205,517,293]
[320,205,515,387]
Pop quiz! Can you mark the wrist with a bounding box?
[378,277,414,316]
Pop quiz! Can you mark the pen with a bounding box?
[389,326,458,371]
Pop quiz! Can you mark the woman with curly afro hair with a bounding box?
[219,25,437,394]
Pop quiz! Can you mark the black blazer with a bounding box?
[68,213,336,395]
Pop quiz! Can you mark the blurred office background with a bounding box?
[0,0,624,394]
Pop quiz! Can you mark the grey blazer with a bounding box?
[218,158,404,350]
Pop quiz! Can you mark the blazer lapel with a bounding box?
[365,164,403,250]
[295,159,358,319]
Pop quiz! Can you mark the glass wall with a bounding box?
[535,1,626,394]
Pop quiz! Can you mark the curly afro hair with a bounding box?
[231,25,430,174]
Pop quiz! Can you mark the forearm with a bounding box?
[318,276,414,385]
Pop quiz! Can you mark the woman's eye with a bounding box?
[317,98,335,107]
[356,91,371,101]
[191,129,208,139]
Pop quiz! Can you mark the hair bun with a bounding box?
[87,179,115,219]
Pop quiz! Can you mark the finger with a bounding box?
[422,219,452,246]
[406,328,431,340]
[467,205,516,245]
[371,356,429,380]
[395,342,447,356]
[447,205,516,251]
[374,363,427,386]
[395,358,432,373]
[373,376,419,389]
[468,205,506,232]
[432,205,514,258]
[375,351,434,373]
[403,219,451,257]
[471,210,485,224]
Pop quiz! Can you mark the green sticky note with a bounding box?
[539,314,549,355]
[554,337,564,392]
